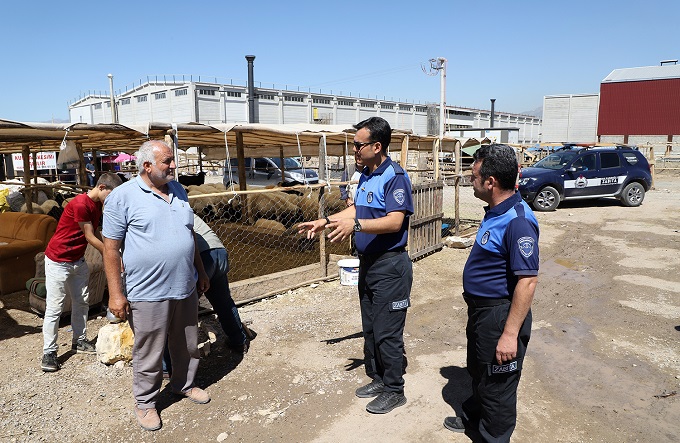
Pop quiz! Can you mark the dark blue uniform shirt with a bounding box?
[354,158,414,255]
[463,192,539,298]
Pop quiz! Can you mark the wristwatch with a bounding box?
[353,218,362,232]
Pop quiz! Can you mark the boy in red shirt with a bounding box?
[41,172,123,372]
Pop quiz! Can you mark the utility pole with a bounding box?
[107,74,117,123]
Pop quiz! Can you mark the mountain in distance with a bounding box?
[521,106,543,119]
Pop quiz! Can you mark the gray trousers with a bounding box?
[129,291,200,409]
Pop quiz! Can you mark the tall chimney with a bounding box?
[246,55,256,123]
[490,98,496,128]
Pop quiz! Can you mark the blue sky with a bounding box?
[2,0,678,122]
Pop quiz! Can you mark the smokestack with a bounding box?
[246,55,256,123]
[490,98,496,128]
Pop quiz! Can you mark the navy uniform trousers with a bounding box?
[358,250,412,393]
[462,295,532,443]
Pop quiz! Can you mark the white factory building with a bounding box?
[69,77,541,144]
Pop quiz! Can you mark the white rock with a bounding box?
[217,432,228,442]
[96,322,134,365]
[443,236,474,249]
[228,414,244,421]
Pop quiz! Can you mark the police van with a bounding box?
[518,145,652,211]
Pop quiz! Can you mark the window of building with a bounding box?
[106,102,111,107]
[227,91,242,97]
[382,104,394,110]
[284,95,304,102]
[174,89,188,97]
[449,110,471,116]
[313,97,330,104]
[415,106,427,113]
[120,98,130,105]
[360,101,375,108]
[154,92,166,100]
[198,89,216,96]
[137,95,148,103]
[94,103,102,109]
[338,100,354,106]
[257,94,275,100]
[452,124,472,129]
[399,105,412,111]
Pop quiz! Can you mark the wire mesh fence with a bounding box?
[187,183,351,283]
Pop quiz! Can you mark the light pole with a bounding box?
[107,74,117,123]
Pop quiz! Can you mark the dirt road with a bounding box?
[1,173,679,442]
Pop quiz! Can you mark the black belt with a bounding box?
[358,248,406,263]
[463,293,511,307]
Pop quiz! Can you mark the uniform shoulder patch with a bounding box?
[393,189,406,205]
[518,236,535,258]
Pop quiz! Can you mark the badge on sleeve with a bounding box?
[393,189,406,205]
[367,192,373,203]
[518,237,535,258]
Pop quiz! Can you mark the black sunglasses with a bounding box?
[353,141,376,151]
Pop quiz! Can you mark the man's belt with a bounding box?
[357,248,406,263]
[463,293,511,307]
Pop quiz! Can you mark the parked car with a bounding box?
[223,156,319,187]
[518,145,652,211]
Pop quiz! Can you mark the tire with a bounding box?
[621,182,645,207]
[533,186,560,211]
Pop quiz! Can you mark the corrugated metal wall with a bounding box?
[598,79,680,135]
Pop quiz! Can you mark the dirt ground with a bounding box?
[1,172,679,443]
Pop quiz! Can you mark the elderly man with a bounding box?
[298,117,413,414]
[444,144,540,442]
[102,140,210,431]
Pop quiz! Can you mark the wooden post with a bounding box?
[433,139,440,181]
[165,131,177,181]
[236,132,247,191]
[75,142,86,186]
[31,152,38,185]
[90,147,97,184]
[22,145,33,214]
[318,136,328,277]
[649,145,655,189]
[454,140,461,235]
[279,146,285,182]
[400,135,409,170]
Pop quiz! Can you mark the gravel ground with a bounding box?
[1,172,679,442]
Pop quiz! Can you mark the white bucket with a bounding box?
[338,258,360,286]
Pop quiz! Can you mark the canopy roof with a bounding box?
[0,119,460,159]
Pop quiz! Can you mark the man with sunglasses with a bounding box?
[443,144,539,442]
[298,117,413,414]
[102,140,211,431]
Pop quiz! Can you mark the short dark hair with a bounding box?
[97,172,123,189]
[353,117,391,151]
[473,144,518,191]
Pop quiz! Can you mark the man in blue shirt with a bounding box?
[444,144,539,442]
[298,117,413,414]
[103,140,211,431]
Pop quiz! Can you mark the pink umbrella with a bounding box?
[113,153,136,163]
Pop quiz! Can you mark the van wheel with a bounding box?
[533,186,560,211]
[621,182,645,207]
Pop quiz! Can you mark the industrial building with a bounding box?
[541,61,680,150]
[69,77,541,145]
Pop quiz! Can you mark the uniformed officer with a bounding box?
[444,144,539,442]
[298,117,413,414]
